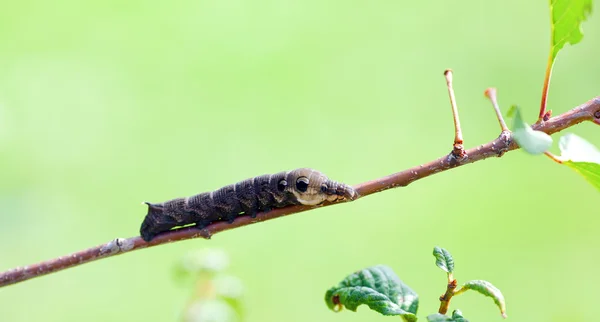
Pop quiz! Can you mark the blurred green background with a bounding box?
[1,0,599,321]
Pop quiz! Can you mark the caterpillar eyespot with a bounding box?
[295,177,309,192]
[140,168,357,242]
[277,179,287,192]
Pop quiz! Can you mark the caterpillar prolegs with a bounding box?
[140,168,357,242]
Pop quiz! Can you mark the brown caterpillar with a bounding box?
[140,168,357,241]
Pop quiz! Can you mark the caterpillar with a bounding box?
[140,168,357,242]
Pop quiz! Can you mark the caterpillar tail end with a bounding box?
[140,202,164,242]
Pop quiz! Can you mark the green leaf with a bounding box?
[563,161,600,191]
[433,246,454,273]
[427,310,469,322]
[181,249,230,274]
[221,297,244,321]
[508,105,553,154]
[325,265,419,322]
[185,299,238,322]
[451,310,468,321]
[213,275,244,299]
[173,249,231,284]
[427,314,452,322]
[558,134,600,191]
[213,276,245,320]
[559,133,600,163]
[455,280,507,318]
[550,0,593,60]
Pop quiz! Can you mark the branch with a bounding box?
[1,97,599,288]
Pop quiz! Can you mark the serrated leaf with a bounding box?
[550,0,593,60]
[557,134,600,191]
[508,105,553,154]
[427,310,469,322]
[456,280,507,318]
[325,265,418,322]
[433,247,454,273]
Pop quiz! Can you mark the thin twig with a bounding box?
[1,97,599,288]
[484,88,509,132]
[444,70,465,159]
[544,151,563,164]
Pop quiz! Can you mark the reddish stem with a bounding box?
[544,151,563,164]
[444,70,464,148]
[484,88,509,132]
[539,52,555,122]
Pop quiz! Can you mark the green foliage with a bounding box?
[558,134,600,191]
[432,248,506,319]
[507,105,552,155]
[455,280,507,319]
[550,0,593,60]
[433,246,454,273]
[505,124,600,193]
[325,247,507,321]
[185,300,238,322]
[427,310,469,322]
[175,249,244,322]
[324,265,418,322]
[174,249,231,281]
[559,133,600,163]
[563,161,600,191]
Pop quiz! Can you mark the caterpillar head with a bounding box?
[279,168,357,205]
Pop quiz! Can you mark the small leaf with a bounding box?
[174,249,231,284]
[426,310,469,322]
[558,134,600,191]
[221,297,244,321]
[325,265,418,322]
[433,246,454,273]
[213,275,244,299]
[456,280,507,318]
[185,299,238,322]
[550,0,593,60]
[508,105,553,154]
[506,105,517,118]
[427,313,452,322]
[451,310,468,321]
[181,249,230,274]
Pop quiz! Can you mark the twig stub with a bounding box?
[484,88,509,132]
[543,110,553,122]
[444,69,467,161]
